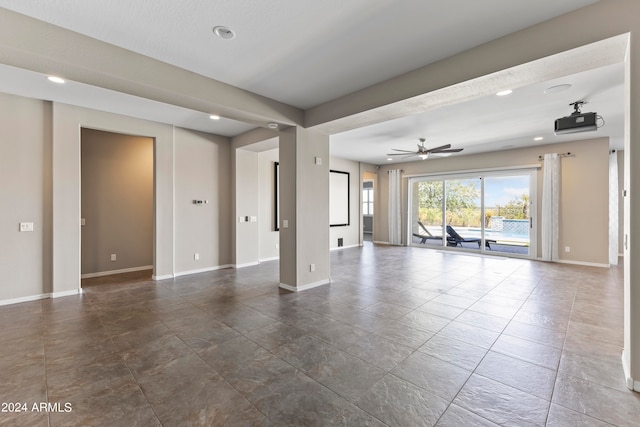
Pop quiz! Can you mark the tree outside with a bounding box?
[417,179,529,229]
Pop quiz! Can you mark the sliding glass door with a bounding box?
[483,174,532,256]
[411,181,444,247]
[409,170,535,258]
[445,178,482,251]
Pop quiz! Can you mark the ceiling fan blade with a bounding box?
[426,144,451,152]
[432,148,464,153]
[390,148,416,152]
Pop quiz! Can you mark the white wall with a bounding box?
[234,146,362,263]
[0,93,52,302]
[329,156,361,249]
[174,128,232,274]
[618,150,625,255]
[258,148,279,261]
[235,149,260,267]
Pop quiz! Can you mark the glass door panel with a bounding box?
[411,180,444,247]
[409,171,535,259]
[445,178,482,251]
[483,174,531,256]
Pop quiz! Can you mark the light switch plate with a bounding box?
[19,222,34,232]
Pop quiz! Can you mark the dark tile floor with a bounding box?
[0,244,636,426]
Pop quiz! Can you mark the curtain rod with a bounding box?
[387,169,404,173]
[538,152,573,160]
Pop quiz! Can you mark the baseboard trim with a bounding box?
[174,264,233,277]
[373,240,390,245]
[258,256,279,263]
[0,289,81,307]
[152,274,174,281]
[52,289,81,298]
[621,350,640,391]
[233,261,260,269]
[0,293,49,306]
[556,259,610,268]
[279,279,331,292]
[81,265,153,279]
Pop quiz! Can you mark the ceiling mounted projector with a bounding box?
[554,101,601,135]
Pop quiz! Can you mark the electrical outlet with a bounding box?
[565,246,571,253]
[194,253,200,260]
[275,243,279,249]
[110,254,117,261]
[310,264,315,272]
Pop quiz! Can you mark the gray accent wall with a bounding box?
[80,128,153,275]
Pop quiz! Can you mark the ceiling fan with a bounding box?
[387,138,463,160]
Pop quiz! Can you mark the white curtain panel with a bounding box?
[388,169,402,245]
[541,153,560,261]
[609,152,619,265]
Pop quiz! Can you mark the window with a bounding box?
[362,186,374,215]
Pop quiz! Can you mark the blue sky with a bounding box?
[483,175,529,207]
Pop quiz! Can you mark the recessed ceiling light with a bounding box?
[534,136,544,141]
[209,114,220,120]
[47,76,65,84]
[544,84,572,94]
[212,26,236,40]
[387,158,393,161]
[496,89,512,96]
[268,122,279,129]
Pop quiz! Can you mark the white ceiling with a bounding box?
[332,63,624,164]
[0,0,623,164]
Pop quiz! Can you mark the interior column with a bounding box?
[278,126,330,291]
[623,31,640,392]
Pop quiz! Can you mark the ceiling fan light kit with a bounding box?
[387,138,463,160]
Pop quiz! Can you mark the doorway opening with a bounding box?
[362,171,376,244]
[363,180,374,242]
[80,128,154,287]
